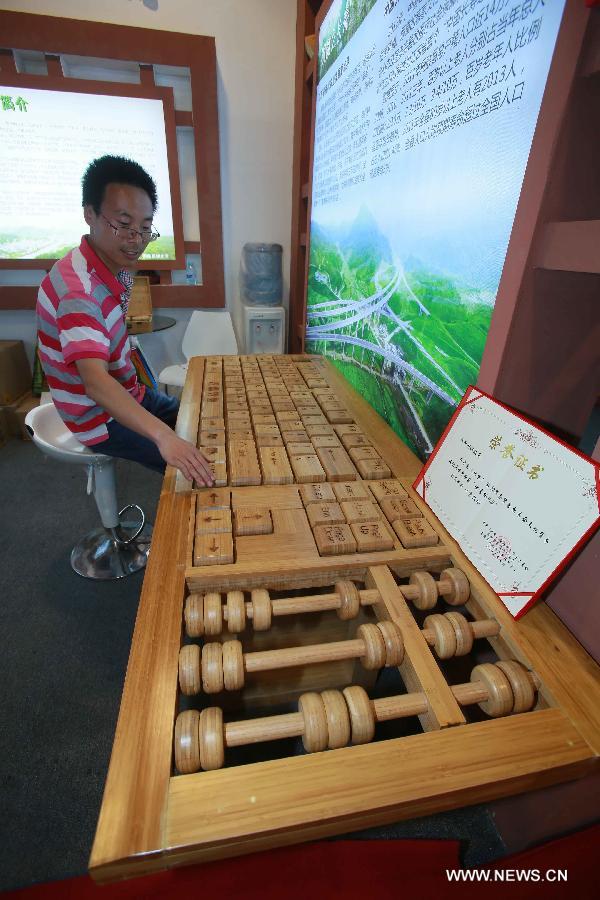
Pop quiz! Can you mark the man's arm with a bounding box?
[76,358,214,485]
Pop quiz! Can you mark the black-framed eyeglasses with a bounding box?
[101,213,160,243]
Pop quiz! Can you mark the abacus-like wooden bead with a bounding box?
[203,592,223,635]
[335,580,360,620]
[445,612,473,656]
[298,692,328,752]
[226,590,246,634]
[496,660,536,713]
[423,613,457,659]
[376,620,404,665]
[251,589,272,631]
[223,640,245,691]
[409,570,438,609]
[471,663,513,717]
[321,689,351,749]
[357,623,386,670]
[199,707,225,771]
[202,642,224,694]
[184,593,204,637]
[441,567,470,605]
[174,709,201,774]
[179,644,201,695]
[343,685,375,744]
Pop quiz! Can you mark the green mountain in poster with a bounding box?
[306,206,493,459]
[319,0,379,81]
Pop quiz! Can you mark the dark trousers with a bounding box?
[93,389,179,473]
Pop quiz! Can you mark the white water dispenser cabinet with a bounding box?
[242,304,285,354]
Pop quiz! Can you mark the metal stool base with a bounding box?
[71,523,153,580]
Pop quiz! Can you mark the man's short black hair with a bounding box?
[82,155,158,213]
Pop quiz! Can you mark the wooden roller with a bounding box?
[174,660,540,773]
[400,567,470,609]
[179,611,500,694]
[179,620,404,695]
[183,568,472,637]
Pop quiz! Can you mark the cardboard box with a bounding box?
[126,276,153,334]
[0,340,32,405]
[1,390,38,441]
[14,392,39,440]
[0,407,9,449]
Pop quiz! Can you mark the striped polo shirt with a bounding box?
[36,236,145,446]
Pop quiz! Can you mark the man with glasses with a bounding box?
[36,154,214,485]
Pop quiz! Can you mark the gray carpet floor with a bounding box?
[0,438,508,892]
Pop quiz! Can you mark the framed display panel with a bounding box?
[296,0,598,454]
[0,10,225,309]
[89,354,600,883]
[0,74,185,271]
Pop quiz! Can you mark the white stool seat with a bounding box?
[25,402,110,465]
[158,363,188,389]
[25,401,152,580]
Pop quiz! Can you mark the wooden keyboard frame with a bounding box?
[89,355,600,882]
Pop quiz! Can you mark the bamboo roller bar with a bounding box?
[185,664,540,756]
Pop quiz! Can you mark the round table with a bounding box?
[151,315,177,332]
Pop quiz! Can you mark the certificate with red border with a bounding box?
[413,386,600,618]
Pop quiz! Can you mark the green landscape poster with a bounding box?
[308,0,566,459]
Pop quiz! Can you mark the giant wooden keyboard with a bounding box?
[89,355,600,882]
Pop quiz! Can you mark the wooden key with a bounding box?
[255,433,284,448]
[228,440,261,487]
[340,500,381,523]
[306,423,336,437]
[290,454,326,483]
[282,430,310,444]
[311,434,342,449]
[197,488,231,510]
[306,502,345,528]
[200,417,225,431]
[393,517,439,548]
[299,482,336,505]
[195,508,232,535]
[356,457,392,480]
[349,446,382,462]
[294,405,322,416]
[368,480,408,503]
[380,495,423,521]
[203,461,227,487]
[312,391,337,402]
[279,419,305,431]
[248,404,273,416]
[234,508,273,536]
[271,399,296,411]
[193,532,234,566]
[313,523,357,556]
[323,407,353,424]
[275,410,300,422]
[225,401,248,412]
[340,432,372,449]
[286,442,315,457]
[199,445,226,463]
[252,414,277,425]
[350,521,395,552]
[332,481,370,502]
[253,424,281,439]
[199,429,226,445]
[315,446,358,482]
[227,420,253,432]
[299,415,328,426]
[334,423,361,435]
[259,446,294,485]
